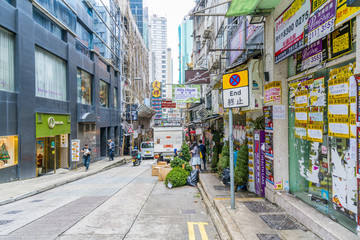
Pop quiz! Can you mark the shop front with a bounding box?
[0,135,18,170]
[36,113,71,175]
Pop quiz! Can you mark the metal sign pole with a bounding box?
[229,108,235,209]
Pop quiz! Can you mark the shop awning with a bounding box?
[78,112,97,123]
[225,0,281,17]
[137,103,156,118]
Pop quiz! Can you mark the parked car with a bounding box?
[140,141,154,159]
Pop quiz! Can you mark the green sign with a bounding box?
[36,113,71,138]
[172,84,201,103]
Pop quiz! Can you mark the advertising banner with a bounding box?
[330,21,352,60]
[335,0,360,27]
[275,0,311,63]
[71,139,80,162]
[264,81,282,103]
[172,85,201,103]
[306,0,336,45]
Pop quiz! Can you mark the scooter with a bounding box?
[131,149,141,166]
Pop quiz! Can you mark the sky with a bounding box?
[144,0,196,84]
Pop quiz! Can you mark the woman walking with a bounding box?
[190,141,201,170]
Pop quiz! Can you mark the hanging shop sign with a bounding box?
[264,81,282,103]
[306,0,336,45]
[274,0,311,63]
[161,101,176,108]
[152,81,161,89]
[330,21,353,60]
[185,70,210,85]
[222,70,249,109]
[71,139,80,162]
[335,0,360,27]
[295,37,328,74]
[172,84,201,103]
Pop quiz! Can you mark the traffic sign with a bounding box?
[223,70,248,90]
[222,69,249,109]
[127,127,134,133]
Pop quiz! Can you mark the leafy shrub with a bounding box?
[234,140,248,189]
[211,143,220,172]
[165,167,190,188]
[170,157,192,173]
[217,142,230,174]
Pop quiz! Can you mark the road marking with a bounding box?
[188,222,209,240]
[214,197,263,201]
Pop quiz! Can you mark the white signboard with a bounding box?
[71,139,80,162]
[223,86,249,109]
[275,0,311,63]
[273,105,286,119]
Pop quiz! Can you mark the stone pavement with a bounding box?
[198,173,322,240]
[0,156,132,206]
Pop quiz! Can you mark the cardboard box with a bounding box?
[152,165,161,176]
[158,167,172,181]
[157,161,167,165]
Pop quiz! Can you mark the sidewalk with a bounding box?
[198,173,358,240]
[0,156,132,206]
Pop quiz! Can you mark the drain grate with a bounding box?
[260,214,306,230]
[182,209,196,214]
[213,185,229,191]
[257,234,282,240]
[31,199,44,203]
[244,201,284,213]
[4,210,22,215]
[0,220,13,225]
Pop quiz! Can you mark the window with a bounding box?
[35,46,66,101]
[141,142,154,149]
[0,27,14,92]
[0,135,18,169]
[76,22,92,48]
[77,69,92,105]
[33,7,63,40]
[162,75,166,78]
[162,61,166,64]
[99,80,109,107]
[114,87,118,109]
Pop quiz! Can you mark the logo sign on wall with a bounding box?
[275,0,311,63]
[222,70,249,109]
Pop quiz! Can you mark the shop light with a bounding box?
[250,16,264,24]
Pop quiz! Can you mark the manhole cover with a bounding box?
[182,209,196,214]
[260,214,306,230]
[244,201,283,213]
[0,220,13,225]
[213,185,228,191]
[4,210,22,215]
[257,234,282,240]
[31,199,44,203]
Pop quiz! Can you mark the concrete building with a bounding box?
[166,48,173,99]
[129,0,143,37]
[178,16,193,84]
[0,0,123,183]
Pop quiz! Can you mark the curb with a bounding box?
[0,158,128,207]
[198,181,231,240]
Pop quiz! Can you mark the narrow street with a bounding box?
[0,160,218,240]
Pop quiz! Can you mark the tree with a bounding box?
[211,143,220,172]
[180,142,191,162]
[217,141,230,175]
[234,139,248,190]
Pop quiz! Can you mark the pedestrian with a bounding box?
[81,144,91,171]
[199,140,206,170]
[108,139,115,161]
[190,141,201,170]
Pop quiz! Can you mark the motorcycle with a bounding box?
[131,149,141,166]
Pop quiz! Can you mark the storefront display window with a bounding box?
[0,27,15,92]
[288,61,357,233]
[0,136,18,169]
[99,80,109,108]
[35,46,66,101]
[77,69,92,105]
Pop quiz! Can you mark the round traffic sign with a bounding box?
[229,74,241,87]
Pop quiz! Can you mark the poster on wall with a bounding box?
[295,122,307,139]
[306,0,336,45]
[264,81,282,103]
[328,117,350,138]
[295,107,308,123]
[307,124,323,142]
[274,0,311,63]
[295,90,308,107]
[328,77,349,99]
[335,0,360,27]
[330,21,352,60]
[309,77,326,107]
[289,74,314,107]
[71,139,80,162]
[265,131,274,184]
[264,106,273,130]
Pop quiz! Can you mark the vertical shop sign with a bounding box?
[335,0,360,27]
[263,106,274,184]
[306,0,336,45]
[264,81,282,103]
[330,21,352,60]
[254,131,266,197]
[71,139,80,162]
[274,0,311,63]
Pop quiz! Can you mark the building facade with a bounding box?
[129,0,143,37]
[178,16,193,84]
[0,0,125,183]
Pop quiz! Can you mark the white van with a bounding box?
[153,127,182,161]
[140,142,154,159]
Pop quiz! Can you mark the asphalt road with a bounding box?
[0,159,219,240]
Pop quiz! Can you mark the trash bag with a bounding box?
[222,168,230,186]
[186,169,199,187]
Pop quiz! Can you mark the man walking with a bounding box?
[108,139,115,161]
[81,144,91,171]
[199,140,206,170]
